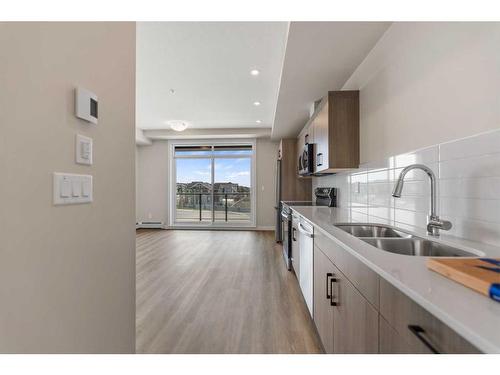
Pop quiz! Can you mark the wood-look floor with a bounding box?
[136,229,323,354]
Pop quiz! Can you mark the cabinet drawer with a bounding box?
[315,229,379,308]
[379,316,415,354]
[380,278,480,354]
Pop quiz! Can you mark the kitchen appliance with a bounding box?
[298,143,314,176]
[280,187,337,270]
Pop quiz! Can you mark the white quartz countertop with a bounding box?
[286,204,500,354]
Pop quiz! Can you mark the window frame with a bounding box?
[168,139,257,228]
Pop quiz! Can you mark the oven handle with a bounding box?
[298,223,314,238]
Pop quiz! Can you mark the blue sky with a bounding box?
[176,158,251,187]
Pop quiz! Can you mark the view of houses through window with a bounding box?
[173,144,253,224]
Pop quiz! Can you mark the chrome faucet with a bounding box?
[392,164,452,236]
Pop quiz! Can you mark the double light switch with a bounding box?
[54,173,92,205]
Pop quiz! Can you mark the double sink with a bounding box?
[335,224,481,257]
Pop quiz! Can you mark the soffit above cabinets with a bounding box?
[271,21,391,140]
[136,22,288,131]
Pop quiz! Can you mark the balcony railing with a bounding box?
[176,192,251,222]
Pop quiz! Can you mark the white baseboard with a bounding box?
[136,221,166,229]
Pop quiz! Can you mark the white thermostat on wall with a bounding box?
[75,87,98,124]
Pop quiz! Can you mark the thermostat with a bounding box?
[75,87,98,124]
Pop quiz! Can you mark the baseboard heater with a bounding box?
[136,221,164,229]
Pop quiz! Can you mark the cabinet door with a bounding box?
[379,316,414,354]
[313,246,334,353]
[332,263,379,354]
[313,101,329,173]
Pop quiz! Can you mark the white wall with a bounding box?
[343,22,500,164]
[0,23,136,353]
[136,143,169,225]
[136,137,278,229]
[256,138,279,228]
[313,22,500,247]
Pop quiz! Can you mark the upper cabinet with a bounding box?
[299,91,359,174]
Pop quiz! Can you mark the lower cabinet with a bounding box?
[379,278,480,354]
[313,246,335,353]
[309,224,481,354]
[313,245,379,353]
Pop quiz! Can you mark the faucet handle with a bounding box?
[427,216,452,235]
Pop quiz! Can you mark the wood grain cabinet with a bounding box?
[309,225,481,354]
[299,91,359,174]
[379,279,480,354]
[313,246,335,353]
[278,139,311,201]
[313,245,379,353]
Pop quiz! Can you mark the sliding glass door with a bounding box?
[172,142,255,226]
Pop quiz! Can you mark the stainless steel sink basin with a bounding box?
[335,223,481,257]
[361,238,478,257]
[335,223,412,238]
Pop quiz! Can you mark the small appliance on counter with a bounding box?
[280,187,337,270]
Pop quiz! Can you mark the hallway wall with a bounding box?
[0,22,136,353]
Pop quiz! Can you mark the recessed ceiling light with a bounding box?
[169,89,175,94]
[253,101,261,106]
[250,69,260,76]
[256,120,262,124]
[166,120,189,132]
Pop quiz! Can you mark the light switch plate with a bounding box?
[53,173,92,205]
[76,134,93,165]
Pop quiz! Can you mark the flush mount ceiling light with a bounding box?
[250,69,260,76]
[253,101,261,106]
[167,120,189,132]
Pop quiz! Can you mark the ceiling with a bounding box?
[271,22,391,140]
[136,22,288,131]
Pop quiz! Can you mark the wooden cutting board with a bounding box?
[427,258,500,303]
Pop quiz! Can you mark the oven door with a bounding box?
[280,211,292,270]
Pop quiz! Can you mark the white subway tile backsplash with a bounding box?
[441,197,500,224]
[439,129,500,161]
[395,146,439,168]
[395,195,430,213]
[443,216,500,248]
[311,128,500,247]
[395,209,428,229]
[440,152,500,179]
[368,206,394,222]
[439,177,500,200]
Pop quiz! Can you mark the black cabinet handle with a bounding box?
[292,227,297,241]
[326,273,332,299]
[408,325,440,354]
[329,276,338,306]
[305,134,309,145]
[316,153,323,166]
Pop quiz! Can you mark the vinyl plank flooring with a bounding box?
[136,229,323,354]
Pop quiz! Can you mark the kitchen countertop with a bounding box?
[285,204,500,354]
